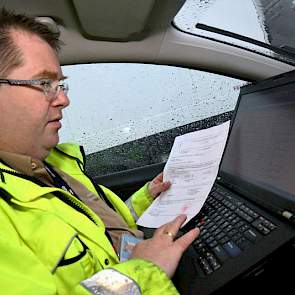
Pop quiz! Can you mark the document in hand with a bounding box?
[136,121,230,228]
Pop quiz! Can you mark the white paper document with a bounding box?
[136,121,230,228]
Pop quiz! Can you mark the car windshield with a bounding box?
[174,0,295,65]
[60,0,295,178]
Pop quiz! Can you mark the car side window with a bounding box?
[61,63,246,177]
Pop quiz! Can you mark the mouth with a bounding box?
[47,117,62,128]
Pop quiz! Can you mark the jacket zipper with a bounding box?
[54,190,98,225]
[53,147,116,211]
[0,167,98,225]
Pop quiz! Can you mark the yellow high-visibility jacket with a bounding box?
[0,143,179,295]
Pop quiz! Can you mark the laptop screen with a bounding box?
[219,75,295,211]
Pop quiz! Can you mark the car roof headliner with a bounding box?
[1,0,294,81]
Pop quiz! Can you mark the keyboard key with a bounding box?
[237,221,246,228]
[264,221,276,230]
[219,237,229,244]
[215,232,226,241]
[244,229,261,242]
[232,233,242,242]
[201,232,210,240]
[240,205,259,219]
[193,241,206,251]
[188,186,277,276]
[223,241,242,257]
[236,209,253,223]
[239,224,249,232]
[220,221,230,229]
[228,229,238,237]
[213,215,222,222]
[198,258,213,275]
[212,245,229,263]
[227,213,241,223]
[206,253,221,271]
[224,224,234,232]
[252,218,275,234]
[211,228,222,237]
[236,237,252,250]
[208,240,218,248]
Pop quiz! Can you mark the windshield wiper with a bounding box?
[195,23,295,60]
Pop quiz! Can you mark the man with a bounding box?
[0,9,199,295]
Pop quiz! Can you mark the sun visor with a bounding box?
[71,0,156,41]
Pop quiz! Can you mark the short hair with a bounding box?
[0,8,61,77]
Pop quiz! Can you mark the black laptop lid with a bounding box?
[219,69,295,216]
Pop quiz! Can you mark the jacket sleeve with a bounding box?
[124,183,153,220]
[112,259,180,295]
[0,225,179,295]
[99,183,153,228]
[0,217,179,295]
[81,258,180,295]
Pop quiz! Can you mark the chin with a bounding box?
[46,135,60,150]
[31,134,60,160]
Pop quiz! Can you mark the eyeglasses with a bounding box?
[0,78,69,101]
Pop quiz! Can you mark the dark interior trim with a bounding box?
[92,162,165,188]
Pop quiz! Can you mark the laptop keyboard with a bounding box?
[188,186,277,276]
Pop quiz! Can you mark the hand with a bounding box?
[148,172,171,199]
[130,215,200,278]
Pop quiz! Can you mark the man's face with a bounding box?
[0,30,70,160]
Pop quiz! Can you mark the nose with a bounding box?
[51,88,70,108]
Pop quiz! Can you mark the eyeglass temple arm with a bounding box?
[0,79,40,85]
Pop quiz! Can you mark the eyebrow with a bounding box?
[31,70,67,81]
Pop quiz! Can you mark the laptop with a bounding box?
[175,69,295,294]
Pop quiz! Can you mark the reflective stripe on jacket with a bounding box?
[0,143,179,295]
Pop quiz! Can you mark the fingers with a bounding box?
[148,172,171,198]
[162,181,171,191]
[153,181,171,195]
[155,215,187,238]
[167,214,187,234]
[154,172,163,182]
[155,173,171,190]
[174,227,200,252]
[154,215,200,249]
